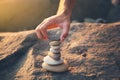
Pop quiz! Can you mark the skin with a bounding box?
[35,0,76,41]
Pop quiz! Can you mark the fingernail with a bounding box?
[45,37,49,40]
[61,38,64,42]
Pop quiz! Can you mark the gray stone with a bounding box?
[42,60,68,72]
[48,52,61,60]
[50,46,60,50]
[49,41,61,46]
[43,56,63,66]
[50,48,61,54]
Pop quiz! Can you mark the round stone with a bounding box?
[49,41,61,46]
[43,56,63,66]
[42,60,68,72]
[50,46,60,50]
[50,48,60,54]
[48,52,61,60]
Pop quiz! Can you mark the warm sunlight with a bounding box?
[0,0,58,31]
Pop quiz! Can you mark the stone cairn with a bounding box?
[42,40,68,72]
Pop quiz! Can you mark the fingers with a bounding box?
[40,29,48,40]
[35,18,58,40]
[35,28,48,40]
[60,24,70,41]
[35,29,43,39]
[35,21,49,40]
[35,15,70,41]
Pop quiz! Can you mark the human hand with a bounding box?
[35,14,70,41]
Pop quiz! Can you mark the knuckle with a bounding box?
[44,18,52,23]
[35,27,43,32]
[39,27,45,31]
[35,28,39,32]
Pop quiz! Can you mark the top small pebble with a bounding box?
[49,41,61,46]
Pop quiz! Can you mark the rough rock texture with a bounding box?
[0,22,120,80]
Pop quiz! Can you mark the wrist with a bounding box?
[56,12,71,20]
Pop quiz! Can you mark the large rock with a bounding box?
[0,22,120,80]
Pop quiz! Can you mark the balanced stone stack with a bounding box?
[42,40,68,72]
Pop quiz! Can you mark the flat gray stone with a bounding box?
[48,52,61,60]
[42,60,68,72]
[43,56,63,66]
[50,48,61,54]
[50,46,60,50]
[49,41,61,46]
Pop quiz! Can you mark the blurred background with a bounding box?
[0,0,120,32]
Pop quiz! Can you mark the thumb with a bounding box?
[60,26,69,41]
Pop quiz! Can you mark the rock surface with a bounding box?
[0,22,120,80]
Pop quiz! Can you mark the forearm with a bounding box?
[57,0,76,18]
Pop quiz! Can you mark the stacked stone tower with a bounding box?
[42,40,68,72]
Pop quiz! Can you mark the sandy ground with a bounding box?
[0,22,120,80]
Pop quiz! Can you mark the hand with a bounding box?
[35,14,70,41]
